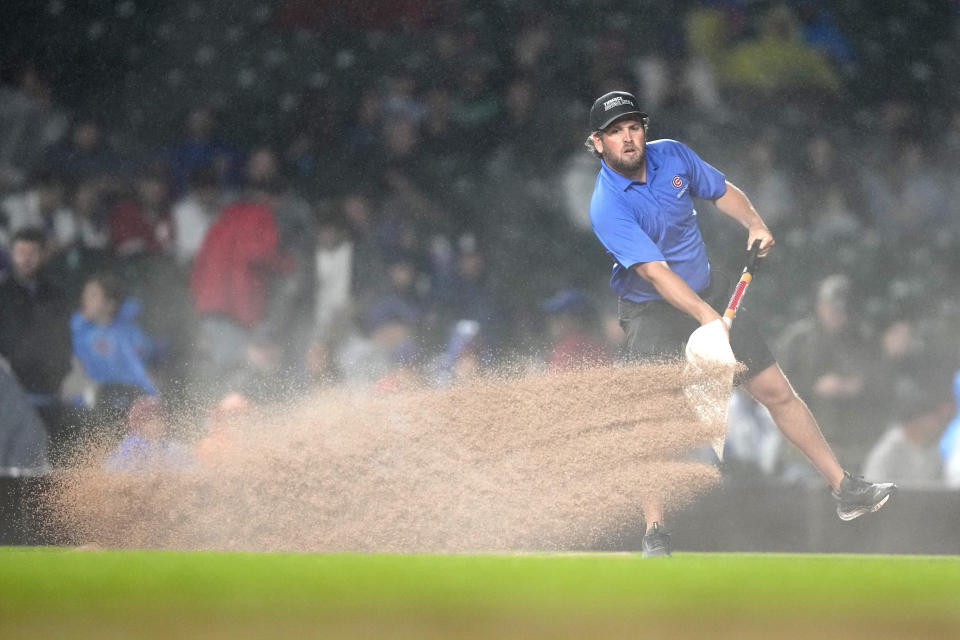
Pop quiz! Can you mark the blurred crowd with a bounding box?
[1,0,959,486]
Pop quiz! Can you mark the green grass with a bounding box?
[2,548,959,639]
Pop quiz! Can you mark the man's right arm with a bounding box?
[632,260,722,327]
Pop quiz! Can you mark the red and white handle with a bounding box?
[722,239,762,329]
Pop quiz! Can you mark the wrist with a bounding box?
[696,309,723,326]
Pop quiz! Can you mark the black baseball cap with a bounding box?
[589,91,647,131]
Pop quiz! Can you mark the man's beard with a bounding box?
[603,146,645,176]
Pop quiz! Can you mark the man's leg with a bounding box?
[645,362,821,525]
[642,499,664,529]
[640,497,670,557]
[744,363,898,520]
[741,363,844,490]
[617,299,696,556]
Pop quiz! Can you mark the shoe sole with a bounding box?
[836,492,892,522]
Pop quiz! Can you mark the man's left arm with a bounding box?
[713,180,775,257]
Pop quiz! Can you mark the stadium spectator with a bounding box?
[0,62,68,193]
[792,132,858,233]
[339,189,387,300]
[939,370,960,488]
[806,184,862,245]
[189,177,292,384]
[223,335,293,405]
[70,271,158,399]
[311,206,355,345]
[194,391,256,465]
[419,84,459,161]
[680,4,732,114]
[64,177,110,251]
[863,376,954,488]
[343,88,383,168]
[241,147,317,371]
[726,136,794,234]
[449,57,502,154]
[103,395,195,473]
[947,441,960,489]
[171,165,222,266]
[795,1,856,67]
[775,274,874,473]
[429,318,484,387]
[245,147,314,257]
[42,177,113,300]
[0,169,72,250]
[166,105,245,198]
[381,69,426,125]
[434,236,500,330]
[0,359,51,473]
[719,3,841,110]
[304,199,366,386]
[41,113,120,186]
[863,311,927,430]
[107,165,174,258]
[382,254,426,319]
[374,116,457,239]
[492,76,553,168]
[873,135,950,240]
[542,288,612,371]
[279,89,343,197]
[0,227,73,448]
[334,296,420,389]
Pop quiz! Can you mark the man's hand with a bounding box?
[685,318,735,366]
[747,224,775,258]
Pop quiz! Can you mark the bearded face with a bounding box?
[593,118,647,178]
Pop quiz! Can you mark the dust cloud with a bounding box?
[40,361,734,552]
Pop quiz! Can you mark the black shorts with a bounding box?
[618,270,776,384]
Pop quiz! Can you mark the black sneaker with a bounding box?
[642,522,671,557]
[832,471,897,521]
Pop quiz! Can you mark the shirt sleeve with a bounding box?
[590,193,664,269]
[674,142,727,200]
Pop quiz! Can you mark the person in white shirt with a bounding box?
[863,376,954,488]
[171,165,222,266]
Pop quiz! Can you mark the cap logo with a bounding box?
[603,96,635,111]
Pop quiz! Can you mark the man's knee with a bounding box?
[745,365,798,409]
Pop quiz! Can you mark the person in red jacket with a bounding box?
[189,177,292,387]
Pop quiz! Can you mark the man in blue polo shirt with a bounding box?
[586,91,896,557]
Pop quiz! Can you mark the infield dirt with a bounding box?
[40,360,733,552]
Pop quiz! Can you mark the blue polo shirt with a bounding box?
[589,139,727,303]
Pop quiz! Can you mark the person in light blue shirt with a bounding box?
[938,370,960,464]
[71,271,157,396]
[585,90,896,557]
